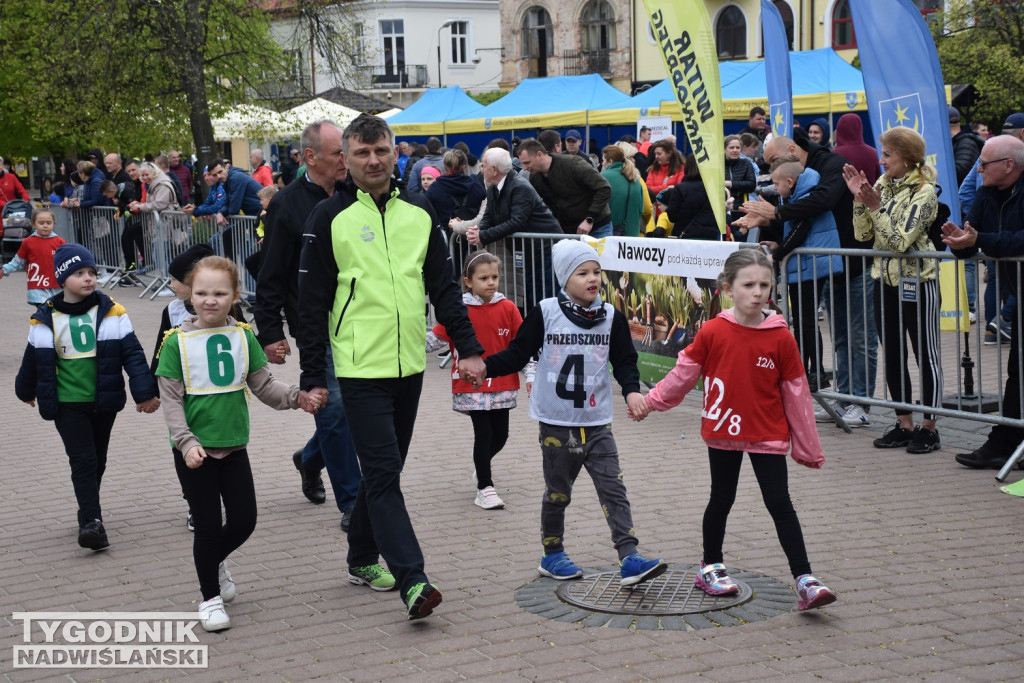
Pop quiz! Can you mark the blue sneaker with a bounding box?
[538,551,583,580]
[619,553,668,587]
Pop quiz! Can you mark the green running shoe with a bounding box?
[404,582,442,620]
[347,564,396,592]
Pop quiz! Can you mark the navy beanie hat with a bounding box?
[168,243,215,283]
[54,244,97,286]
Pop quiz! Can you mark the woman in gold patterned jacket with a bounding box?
[844,126,941,455]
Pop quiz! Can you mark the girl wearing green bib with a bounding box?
[155,256,317,632]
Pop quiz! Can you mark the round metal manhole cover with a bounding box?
[515,565,799,630]
[556,567,751,616]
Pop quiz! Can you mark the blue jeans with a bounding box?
[589,221,613,239]
[301,344,361,513]
[828,271,878,410]
[983,260,1016,325]
[964,259,977,313]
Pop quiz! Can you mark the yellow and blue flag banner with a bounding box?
[849,0,961,225]
[761,0,792,138]
[938,261,969,332]
[643,0,726,234]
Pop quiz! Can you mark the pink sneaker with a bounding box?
[796,575,836,610]
[693,562,739,596]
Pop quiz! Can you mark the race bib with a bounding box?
[179,326,248,395]
[53,307,98,359]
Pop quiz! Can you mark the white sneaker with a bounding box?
[814,400,842,423]
[474,486,505,509]
[218,562,236,603]
[839,404,870,428]
[969,311,977,324]
[198,596,230,632]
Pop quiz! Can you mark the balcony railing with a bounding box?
[368,64,429,89]
[562,49,610,76]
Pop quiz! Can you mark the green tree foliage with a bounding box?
[933,1,1024,125]
[470,91,509,107]
[0,0,355,168]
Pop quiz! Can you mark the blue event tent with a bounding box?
[387,87,485,136]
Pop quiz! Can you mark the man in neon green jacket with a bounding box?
[298,114,486,621]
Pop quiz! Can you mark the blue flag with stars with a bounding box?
[849,0,960,223]
[761,0,792,138]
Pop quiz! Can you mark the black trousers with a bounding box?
[703,448,811,579]
[339,374,427,597]
[789,276,826,377]
[174,447,257,601]
[468,409,510,489]
[53,403,117,524]
[121,219,146,268]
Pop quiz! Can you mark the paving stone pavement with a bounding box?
[0,271,1022,681]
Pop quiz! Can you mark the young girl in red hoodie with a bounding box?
[427,251,532,510]
[0,207,66,305]
[633,249,836,611]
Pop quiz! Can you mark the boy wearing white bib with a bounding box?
[16,244,160,552]
[480,239,669,588]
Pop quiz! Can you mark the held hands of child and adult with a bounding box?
[298,388,327,415]
[842,163,882,211]
[941,221,979,249]
[458,354,489,389]
[263,339,291,365]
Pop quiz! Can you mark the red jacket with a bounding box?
[252,164,273,187]
[15,234,67,289]
[0,170,30,210]
[645,165,685,196]
[433,294,522,394]
[646,310,824,468]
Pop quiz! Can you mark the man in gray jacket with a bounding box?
[468,147,561,311]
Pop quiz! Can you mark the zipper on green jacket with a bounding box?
[335,277,356,337]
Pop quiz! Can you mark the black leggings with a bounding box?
[874,279,942,419]
[703,448,811,579]
[173,447,257,601]
[469,409,510,489]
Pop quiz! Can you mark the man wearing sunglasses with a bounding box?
[942,127,1024,471]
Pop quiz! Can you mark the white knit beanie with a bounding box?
[551,239,600,287]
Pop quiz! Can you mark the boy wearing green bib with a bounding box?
[16,244,160,552]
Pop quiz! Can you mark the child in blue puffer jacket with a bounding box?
[764,156,843,392]
[15,244,160,552]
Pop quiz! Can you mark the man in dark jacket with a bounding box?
[518,138,612,237]
[943,135,1024,469]
[297,113,485,620]
[103,154,132,186]
[740,106,769,172]
[950,106,985,186]
[468,147,562,311]
[737,135,876,407]
[255,121,361,530]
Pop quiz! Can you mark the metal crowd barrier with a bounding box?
[44,205,262,300]
[779,246,1024,479]
[447,230,571,314]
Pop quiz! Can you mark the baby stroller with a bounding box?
[2,199,33,261]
